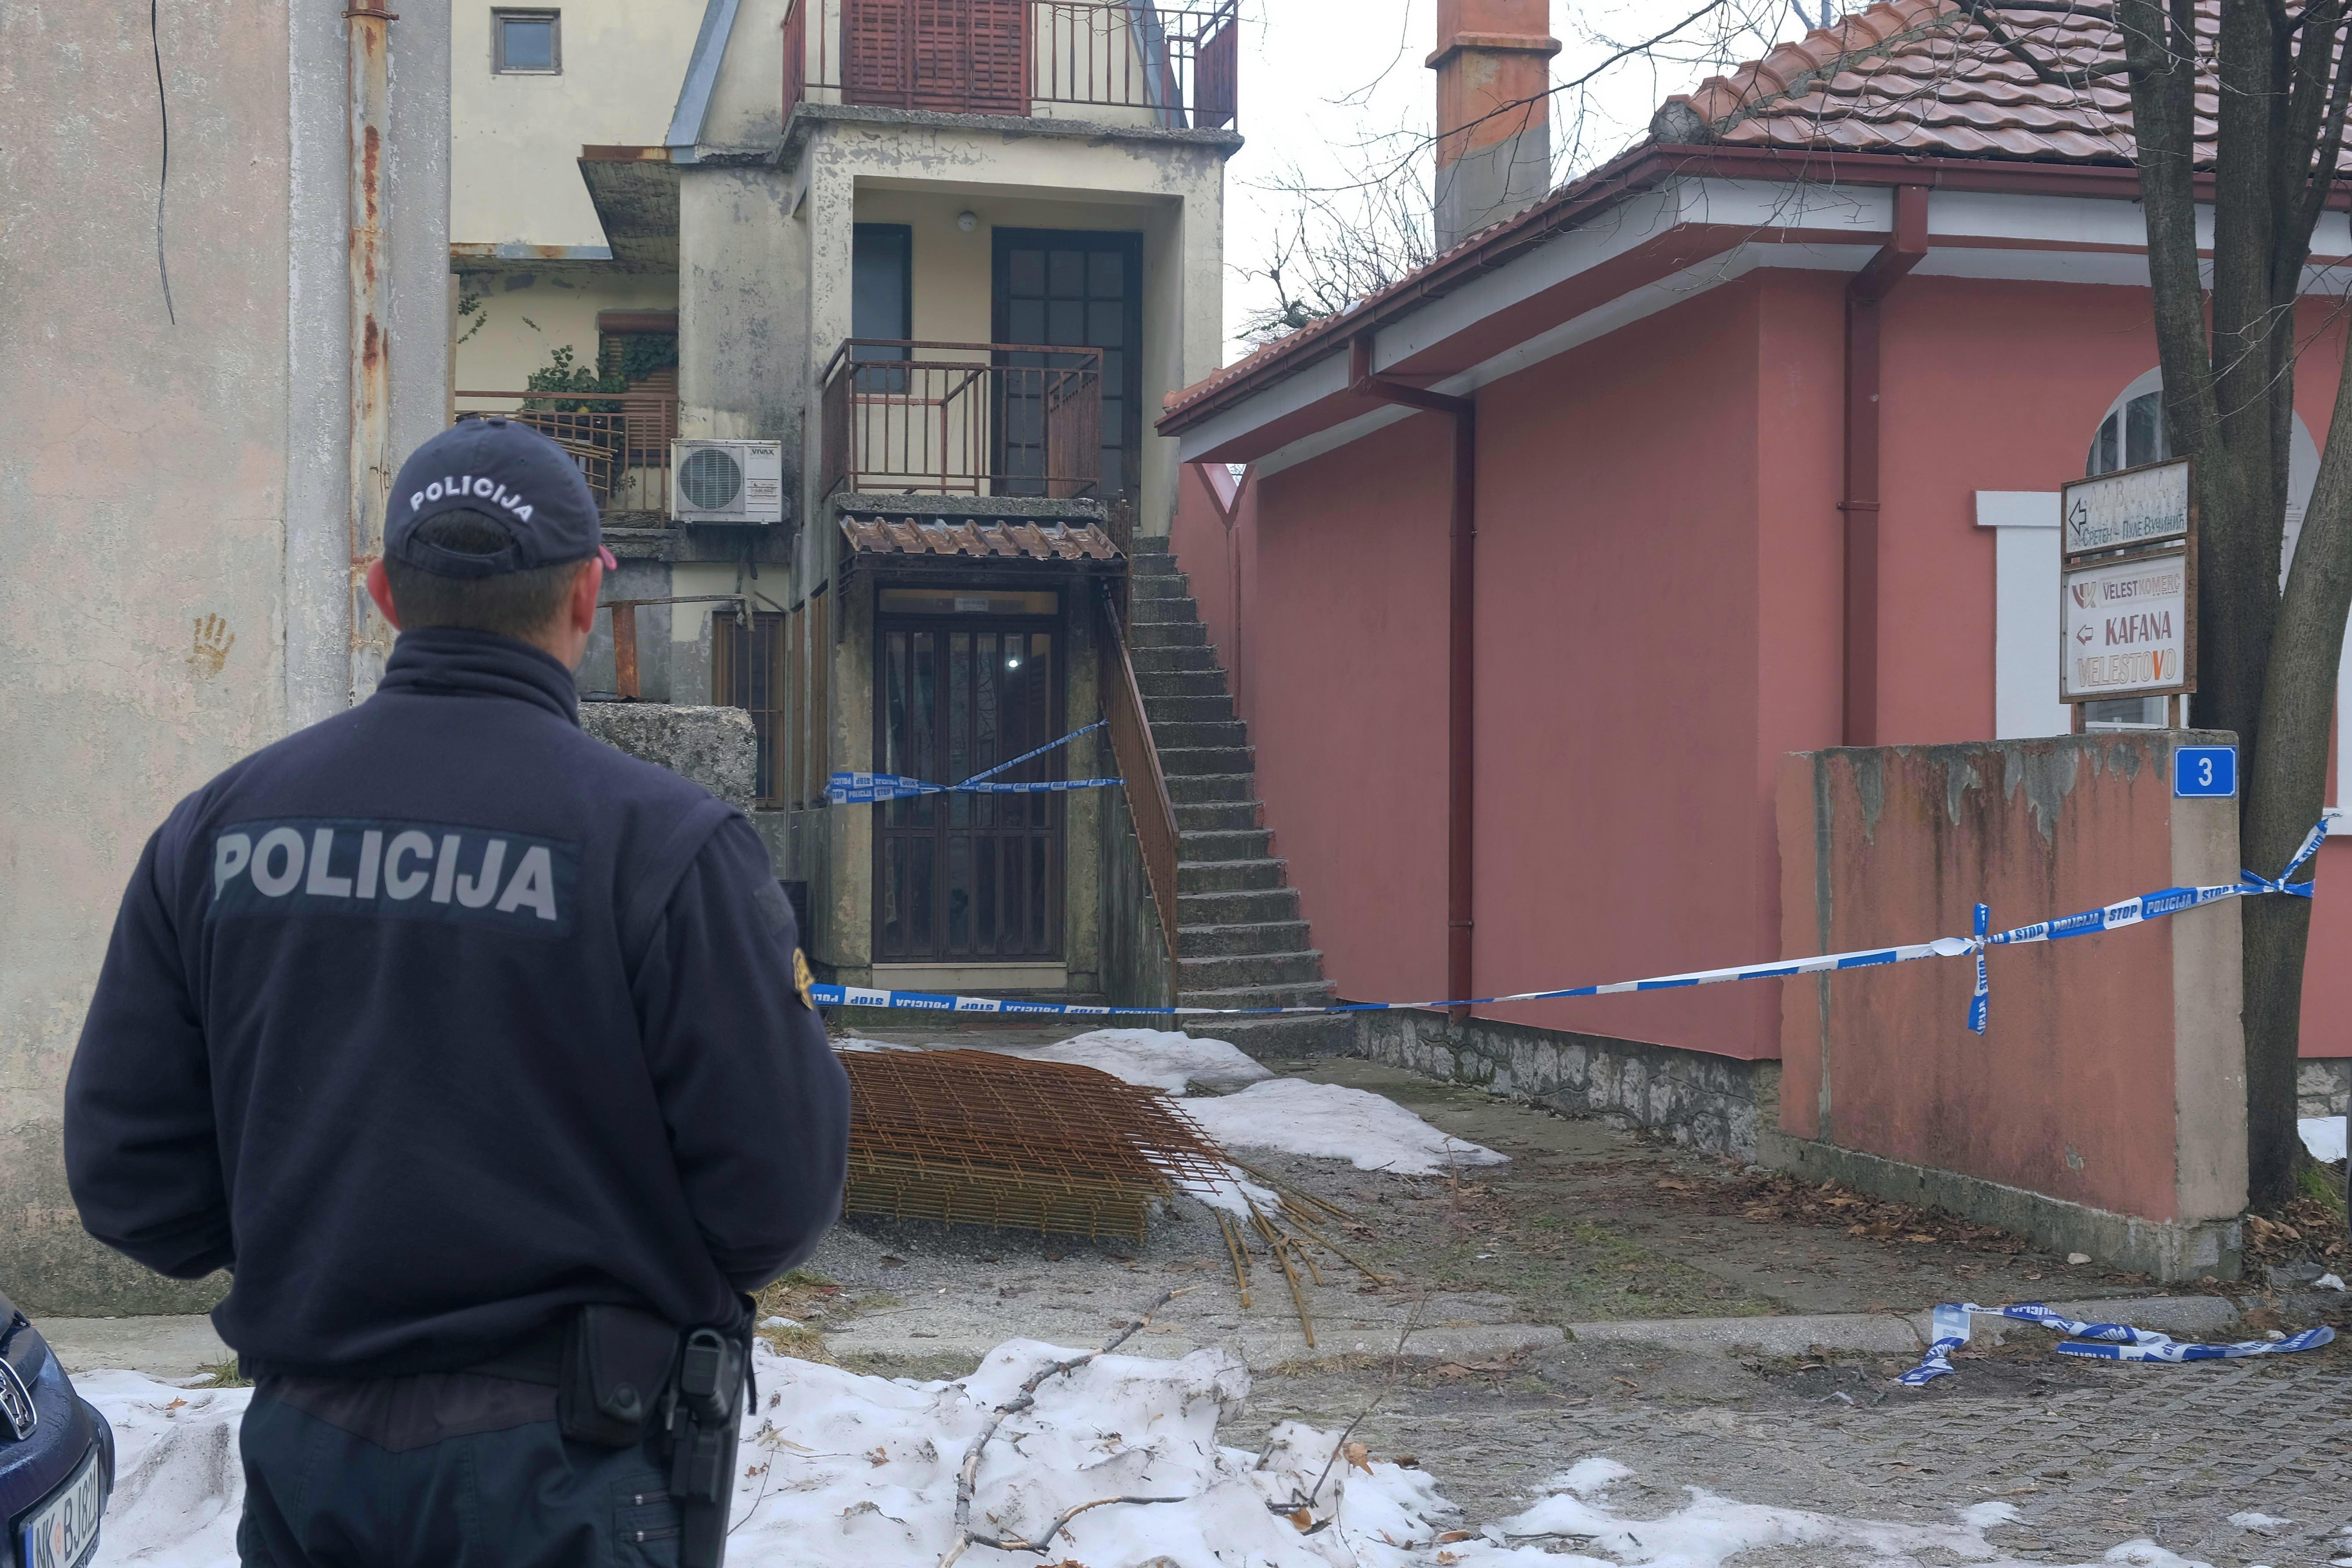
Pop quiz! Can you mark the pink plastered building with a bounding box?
[1157,0,2352,1121]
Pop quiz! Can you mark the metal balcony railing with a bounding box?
[784,0,1238,129]
[451,390,679,519]
[820,340,1102,500]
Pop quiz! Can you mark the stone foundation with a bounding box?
[2300,1058,2351,1118]
[1352,1010,1777,1160]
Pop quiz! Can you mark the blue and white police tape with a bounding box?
[826,719,1117,804]
[1898,1302,2334,1385]
[807,821,2327,1020]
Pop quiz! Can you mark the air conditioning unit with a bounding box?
[670,439,786,524]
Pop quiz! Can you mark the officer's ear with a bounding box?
[565,556,603,637]
[365,558,404,631]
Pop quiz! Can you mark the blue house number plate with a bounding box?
[2174,745,2237,798]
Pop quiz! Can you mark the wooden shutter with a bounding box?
[964,0,1027,113]
[845,0,910,107]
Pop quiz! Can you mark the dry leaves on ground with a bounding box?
[2243,1196,2349,1268]
[1651,1171,2034,1254]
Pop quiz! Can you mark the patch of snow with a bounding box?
[79,1370,252,1568]
[2300,1115,2347,1163]
[78,1343,2244,1568]
[982,1029,1275,1093]
[760,1316,800,1330]
[1171,1166,1284,1221]
[1177,1078,1506,1175]
[1549,1457,1631,1496]
[832,1037,919,1054]
[2316,1273,2347,1291]
[2230,1512,2291,1536]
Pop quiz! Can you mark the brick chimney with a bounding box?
[1428,0,1561,249]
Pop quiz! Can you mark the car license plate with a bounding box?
[18,1448,102,1568]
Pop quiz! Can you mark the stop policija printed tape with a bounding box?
[825,719,1118,805]
[807,822,2327,1026]
[1899,1302,2334,1386]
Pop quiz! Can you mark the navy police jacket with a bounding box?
[64,629,850,1380]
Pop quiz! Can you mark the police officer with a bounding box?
[64,418,850,1567]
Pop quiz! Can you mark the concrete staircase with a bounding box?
[1125,538,1351,1057]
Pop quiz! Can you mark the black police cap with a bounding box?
[386,417,614,579]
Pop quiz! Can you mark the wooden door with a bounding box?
[874,615,1064,961]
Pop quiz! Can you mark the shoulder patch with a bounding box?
[793,947,817,1012]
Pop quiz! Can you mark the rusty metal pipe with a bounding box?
[347,4,398,704]
[1350,336,1476,1025]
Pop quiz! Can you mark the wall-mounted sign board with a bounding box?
[2173,745,2237,797]
[2061,458,2191,556]
[2062,545,2194,701]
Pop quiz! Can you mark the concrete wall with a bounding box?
[454,269,681,393]
[1,2,449,1313]
[1772,734,2247,1279]
[1212,281,1783,1052]
[450,0,702,248]
[579,703,759,811]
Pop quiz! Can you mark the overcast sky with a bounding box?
[1217,0,1812,358]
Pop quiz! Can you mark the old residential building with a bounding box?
[452,0,1243,1009]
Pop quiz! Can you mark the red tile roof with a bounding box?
[838,515,1124,562]
[1163,0,2236,428]
[1653,0,2158,164]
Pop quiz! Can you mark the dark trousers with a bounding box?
[236,1373,683,1568]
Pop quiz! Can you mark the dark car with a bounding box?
[0,1288,112,1568]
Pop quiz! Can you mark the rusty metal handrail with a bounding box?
[454,389,678,516]
[785,0,1238,128]
[820,340,1102,499]
[1097,582,1182,961]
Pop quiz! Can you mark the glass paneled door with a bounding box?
[873,611,1063,962]
[994,230,1143,499]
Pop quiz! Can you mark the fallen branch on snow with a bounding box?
[937,1286,1196,1568]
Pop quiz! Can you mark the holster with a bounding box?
[558,1305,680,1448]
[666,1300,754,1568]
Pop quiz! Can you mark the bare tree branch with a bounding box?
[936,1287,1195,1568]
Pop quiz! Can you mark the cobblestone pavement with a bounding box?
[1243,1351,2352,1564]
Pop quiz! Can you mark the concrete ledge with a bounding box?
[1353,1009,1776,1158]
[1564,1294,2245,1356]
[1760,1129,2243,1283]
[42,1315,233,1378]
[826,1320,1562,1373]
[832,492,1107,523]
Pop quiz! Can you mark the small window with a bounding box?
[493,10,560,74]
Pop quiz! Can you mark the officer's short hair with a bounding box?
[382,512,583,639]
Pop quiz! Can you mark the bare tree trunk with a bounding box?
[2117,0,2352,1208]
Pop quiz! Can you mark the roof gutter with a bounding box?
[1350,337,1479,1025]
[1841,183,1931,748]
[664,0,743,165]
[1161,144,2280,439]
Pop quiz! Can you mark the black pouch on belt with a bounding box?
[559,1305,681,1447]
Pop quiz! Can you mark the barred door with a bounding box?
[873,616,1063,961]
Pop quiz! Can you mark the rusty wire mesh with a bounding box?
[837,1048,1237,1242]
